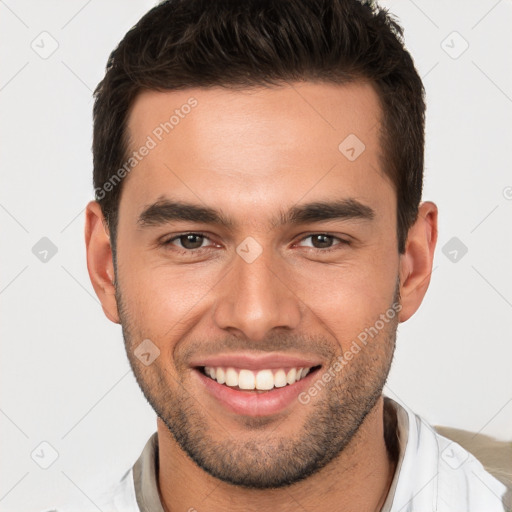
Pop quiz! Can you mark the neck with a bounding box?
[157,396,397,512]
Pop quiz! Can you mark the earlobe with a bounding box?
[398,201,438,322]
[84,201,120,324]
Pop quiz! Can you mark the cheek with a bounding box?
[117,253,224,340]
[290,249,399,348]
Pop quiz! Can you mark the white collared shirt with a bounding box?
[44,396,511,511]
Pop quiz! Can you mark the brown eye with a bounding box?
[178,234,205,249]
[310,234,334,248]
[296,234,349,252]
[161,232,217,254]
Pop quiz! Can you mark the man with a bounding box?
[66,0,510,510]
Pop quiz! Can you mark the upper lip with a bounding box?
[190,352,323,371]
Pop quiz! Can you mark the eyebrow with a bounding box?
[137,197,375,229]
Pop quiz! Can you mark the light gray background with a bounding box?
[1,0,511,510]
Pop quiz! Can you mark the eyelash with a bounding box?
[161,232,350,255]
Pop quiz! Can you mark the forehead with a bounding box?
[127,81,382,153]
[121,82,392,223]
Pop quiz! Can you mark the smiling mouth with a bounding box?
[198,365,322,392]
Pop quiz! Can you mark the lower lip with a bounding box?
[193,368,319,417]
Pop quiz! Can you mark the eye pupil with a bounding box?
[181,234,204,249]
[312,234,332,248]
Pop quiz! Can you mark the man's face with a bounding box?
[115,82,401,488]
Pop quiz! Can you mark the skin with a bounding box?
[85,81,437,512]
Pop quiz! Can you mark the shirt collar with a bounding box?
[133,431,165,512]
[132,396,405,511]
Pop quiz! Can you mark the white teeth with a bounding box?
[255,369,274,390]
[286,368,297,385]
[203,365,314,390]
[239,369,255,390]
[225,367,238,387]
[274,369,287,388]
[216,367,226,384]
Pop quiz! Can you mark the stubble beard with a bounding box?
[117,287,398,489]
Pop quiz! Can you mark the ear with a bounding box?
[398,201,438,322]
[84,201,120,324]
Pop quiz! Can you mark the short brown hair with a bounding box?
[93,0,425,254]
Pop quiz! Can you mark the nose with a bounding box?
[212,243,302,341]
